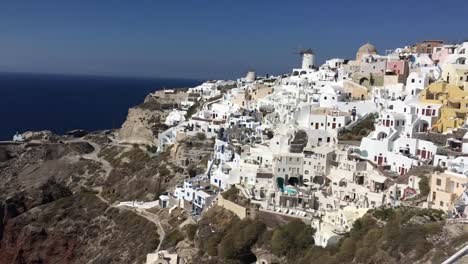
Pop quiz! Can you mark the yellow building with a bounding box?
[342,80,368,100]
[429,170,468,212]
[419,81,468,132]
[441,63,468,90]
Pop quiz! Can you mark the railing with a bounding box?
[442,244,468,264]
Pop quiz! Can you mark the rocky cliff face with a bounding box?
[118,90,188,146]
[118,107,164,146]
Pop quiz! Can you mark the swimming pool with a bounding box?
[284,187,298,195]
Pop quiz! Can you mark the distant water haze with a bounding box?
[0,72,201,140]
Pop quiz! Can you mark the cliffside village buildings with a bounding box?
[147,40,468,251]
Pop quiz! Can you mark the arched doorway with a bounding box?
[456,57,466,65]
[313,176,325,185]
[287,176,300,186]
[416,120,429,133]
[359,77,370,87]
[377,131,388,140]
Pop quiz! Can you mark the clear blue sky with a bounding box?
[0,0,467,79]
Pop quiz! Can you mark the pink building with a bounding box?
[386,60,408,76]
[432,45,457,65]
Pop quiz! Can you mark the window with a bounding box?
[411,79,415,83]
[305,170,309,174]
[436,178,441,186]
[440,201,444,207]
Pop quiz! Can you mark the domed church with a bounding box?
[356,43,378,63]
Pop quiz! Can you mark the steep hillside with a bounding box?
[0,193,159,264]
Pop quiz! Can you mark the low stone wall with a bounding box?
[217,195,248,220]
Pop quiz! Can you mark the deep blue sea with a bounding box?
[0,72,201,140]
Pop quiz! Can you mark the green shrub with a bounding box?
[185,102,200,119]
[221,186,240,201]
[218,219,266,260]
[268,219,315,257]
[163,229,185,249]
[419,176,430,197]
[196,132,207,141]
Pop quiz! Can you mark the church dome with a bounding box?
[358,43,377,54]
[356,43,378,62]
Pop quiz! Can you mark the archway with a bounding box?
[377,131,388,140]
[313,176,325,185]
[287,176,300,186]
[456,57,466,65]
[359,77,370,87]
[415,120,429,133]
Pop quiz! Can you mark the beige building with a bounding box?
[342,80,368,100]
[249,84,273,101]
[430,170,468,211]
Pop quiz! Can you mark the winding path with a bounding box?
[68,138,166,252]
[135,208,166,252]
[76,139,113,180]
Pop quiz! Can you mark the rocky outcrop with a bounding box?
[117,90,188,146]
[21,130,58,141]
[118,107,164,146]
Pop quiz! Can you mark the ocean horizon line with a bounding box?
[0,71,205,83]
